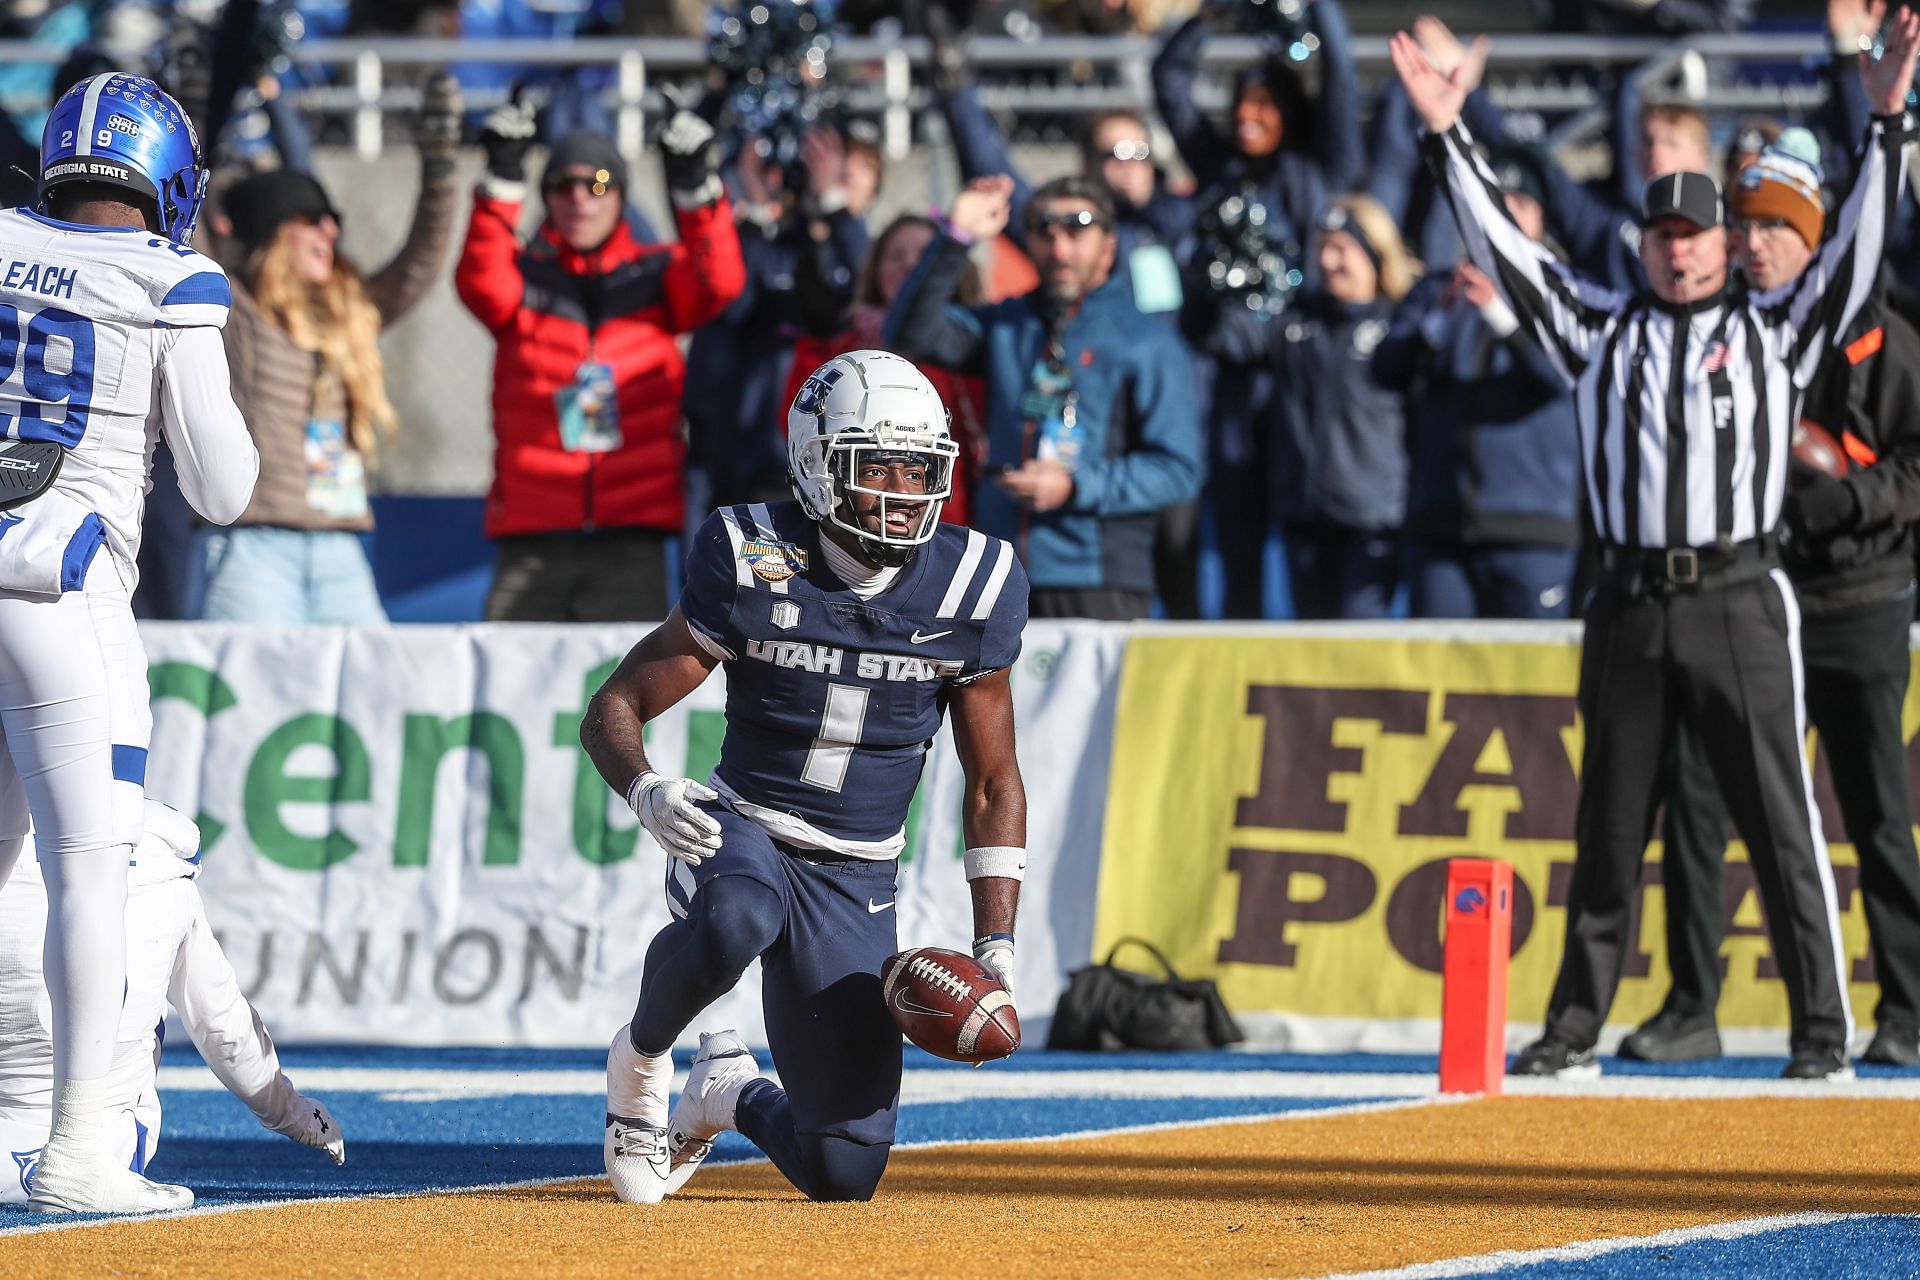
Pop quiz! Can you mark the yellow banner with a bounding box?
[1097,631,1910,1032]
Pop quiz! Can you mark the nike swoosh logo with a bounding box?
[867,899,895,914]
[909,629,952,644]
[892,990,952,1017]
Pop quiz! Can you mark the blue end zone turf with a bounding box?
[1450,1215,1920,1278]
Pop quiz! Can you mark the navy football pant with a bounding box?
[629,804,902,1201]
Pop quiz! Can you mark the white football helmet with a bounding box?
[787,349,960,566]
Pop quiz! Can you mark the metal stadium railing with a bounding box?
[0,31,1853,161]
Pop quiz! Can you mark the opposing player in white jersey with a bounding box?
[0,74,257,1213]
[0,800,345,1203]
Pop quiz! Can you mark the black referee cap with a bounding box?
[1641,171,1723,230]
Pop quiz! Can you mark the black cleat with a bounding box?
[1862,1023,1920,1067]
[1510,1038,1601,1079]
[1618,1011,1722,1063]
[1781,1045,1854,1081]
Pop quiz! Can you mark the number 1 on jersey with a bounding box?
[801,683,870,793]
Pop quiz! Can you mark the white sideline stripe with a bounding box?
[1307,1211,1877,1279]
[148,1065,1920,1104]
[0,1094,1456,1238]
[935,529,986,618]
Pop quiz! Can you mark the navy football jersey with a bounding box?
[680,501,1028,852]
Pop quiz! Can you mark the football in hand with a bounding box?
[1791,419,1850,482]
[881,946,1020,1064]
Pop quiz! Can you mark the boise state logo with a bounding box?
[13,1145,40,1196]
[740,538,808,584]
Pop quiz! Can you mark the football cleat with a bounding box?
[27,1150,193,1214]
[604,1023,674,1205]
[665,1029,759,1196]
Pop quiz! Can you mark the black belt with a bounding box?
[1598,534,1780,596]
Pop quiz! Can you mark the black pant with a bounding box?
[484,528,671,623]
[1660,587,1920,1033]
[1551,569,1852,1052]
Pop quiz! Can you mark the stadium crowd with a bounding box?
[0,0,1901,628]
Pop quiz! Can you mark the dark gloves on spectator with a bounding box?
[417,71,463,182]
[1784,472,1860,545]
[660,110,721,209]
[479,96,539,201]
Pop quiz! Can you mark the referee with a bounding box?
[1390,15,1920,1081]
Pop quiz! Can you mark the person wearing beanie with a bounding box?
[1632,129,1920,1071]
[1150,0,1363,619]
[192,72,465,624]
[455,96,745,621]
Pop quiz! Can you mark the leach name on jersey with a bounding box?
[0,205,241,583]
[681,500,1027,858]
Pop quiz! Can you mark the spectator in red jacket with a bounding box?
[784,213,988,525]
[455,104,745,621]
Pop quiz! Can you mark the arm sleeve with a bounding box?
[1425,122,1627,389]
[1846,311,1920,529]
[662,196,750,334]
[157,326,259,526]
[882,233,989,377]
[1769,113,1913,387]
[678,510,743,654]
[942,79,1036,232]
[1366,80,1422,227]
[453,190,528,334]
[1309,0,1363,193]
[167,894,299,1132]
[1371,277,1439,392]
[1152,16,1231,190]
[262,86,315,175]
[961,547,1028,681]
[1065,330,1203,517]
[362,157,461,326]
[1611,71,1646,213]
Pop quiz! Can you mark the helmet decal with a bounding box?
[39,74,205,244]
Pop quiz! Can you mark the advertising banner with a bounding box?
[140,621,1125,1048]
[1096,623,1913,1053]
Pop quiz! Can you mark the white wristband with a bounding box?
[964,845,1026,882]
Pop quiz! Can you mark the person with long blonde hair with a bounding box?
[1270,192,1420,618]
[194,74,462,623]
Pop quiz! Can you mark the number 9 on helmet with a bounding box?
[39,74,207,245]
[787,350,961,568]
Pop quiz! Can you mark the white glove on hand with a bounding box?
[973,934,1016,1004]
[627,772,724,864]
[272,1084,345,1166]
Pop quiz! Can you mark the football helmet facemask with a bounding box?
[787,350,959,568]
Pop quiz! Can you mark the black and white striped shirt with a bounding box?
[1428,115,1910,550]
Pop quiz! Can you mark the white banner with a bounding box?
[141,621,1123,1048]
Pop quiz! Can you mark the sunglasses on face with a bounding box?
[1028,208,1110,236]
[1101,140,1151,163]
[544,173,615,197]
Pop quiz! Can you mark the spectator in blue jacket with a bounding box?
[1152,0,1361,618]
[1375,157,1583,620]
[683,125,874,519]
[1271,195,1419,619]
[934,68,1191,317]
[886,174,1202,621]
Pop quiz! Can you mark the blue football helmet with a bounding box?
[39,74,206,245]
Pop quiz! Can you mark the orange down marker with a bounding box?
[1439,859,1514,1096]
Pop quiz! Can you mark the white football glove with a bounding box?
[270,1083,345,1166]
[627,772,724,864]
[973,934,1016,1004]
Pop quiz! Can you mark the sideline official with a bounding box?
[1391,14,1920,1080]
[1631,140,1920,1068]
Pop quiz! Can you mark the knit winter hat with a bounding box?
[542,130,627,196]
[221,169,342,254]
[1732,133,1824,250]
